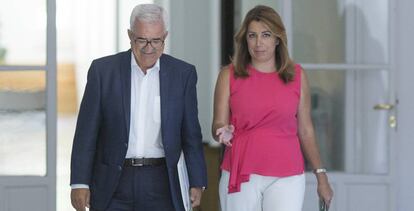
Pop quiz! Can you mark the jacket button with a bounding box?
[124,143,128,148]
[118,165,122,171]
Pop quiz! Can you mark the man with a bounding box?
[70,4,207,211]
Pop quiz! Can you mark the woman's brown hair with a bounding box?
[232,5,295,83]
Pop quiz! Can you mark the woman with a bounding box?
[212,5,333,211]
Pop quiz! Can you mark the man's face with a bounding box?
[128,19,167,71]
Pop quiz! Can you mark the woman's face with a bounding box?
[246,20,278,64]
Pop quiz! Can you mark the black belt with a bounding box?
[124,157,166,167]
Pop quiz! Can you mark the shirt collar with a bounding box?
[131,52,160,74]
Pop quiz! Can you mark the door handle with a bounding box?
[373,103,394,110]
[373,103,397,128]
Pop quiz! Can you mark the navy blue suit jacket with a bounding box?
[70,50,208,210]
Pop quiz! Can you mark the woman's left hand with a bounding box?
[317,176,334,209]
[216,124,235,147]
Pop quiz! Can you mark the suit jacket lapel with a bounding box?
[159,54,170,142]
[120,50,132,135]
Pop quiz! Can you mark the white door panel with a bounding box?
[346,184,389,211]
[4,186,48,211]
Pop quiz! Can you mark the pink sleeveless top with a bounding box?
[221,64,305,193]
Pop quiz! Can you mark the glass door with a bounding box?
[290,0,396,210]
[0,0,56,210]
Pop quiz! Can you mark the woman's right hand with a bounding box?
[216,125,235,147]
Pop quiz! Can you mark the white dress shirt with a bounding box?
[126,53,165,158]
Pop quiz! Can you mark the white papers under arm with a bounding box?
[177,151,193,211]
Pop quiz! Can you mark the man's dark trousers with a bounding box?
[91,164,175,211]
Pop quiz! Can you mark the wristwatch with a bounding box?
[314,168,327,174]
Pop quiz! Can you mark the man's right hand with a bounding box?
[71,188,90,211]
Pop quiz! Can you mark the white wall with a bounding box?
[72,0,117,104]
[56,0,75,63]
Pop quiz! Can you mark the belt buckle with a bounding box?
[131,159,144,167]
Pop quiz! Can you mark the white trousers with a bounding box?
[219,171,305,211]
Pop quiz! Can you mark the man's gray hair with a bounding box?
[130,4,168,32]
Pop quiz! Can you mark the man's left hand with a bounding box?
[190,187,203,207]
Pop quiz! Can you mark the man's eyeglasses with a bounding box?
[134,37,165,49]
